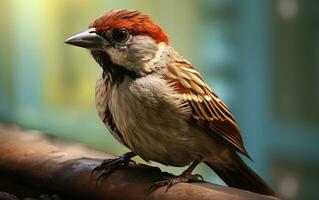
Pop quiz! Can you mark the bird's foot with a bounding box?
[149,173,204,192]
[92,154,136,183]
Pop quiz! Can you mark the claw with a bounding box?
[91,158,117,176]
[149,176,174,192]
[149,180,168,192]
[166,179,177,192]
[149,174,204,192]
[92,153,136,185]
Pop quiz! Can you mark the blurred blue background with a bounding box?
[0,0,318,199]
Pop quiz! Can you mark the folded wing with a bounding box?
[164,59,250,158]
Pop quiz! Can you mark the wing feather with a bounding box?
[164,61,250,158]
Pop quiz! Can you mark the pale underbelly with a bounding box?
[110,120,218,167]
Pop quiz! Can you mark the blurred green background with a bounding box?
[0,0,318,199]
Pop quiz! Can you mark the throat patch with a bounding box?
[91,50,138,83]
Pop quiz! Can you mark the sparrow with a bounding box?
[65,9,275,196]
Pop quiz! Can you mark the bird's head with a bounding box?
[65,9,170,74]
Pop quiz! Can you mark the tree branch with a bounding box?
[0,124,279,200]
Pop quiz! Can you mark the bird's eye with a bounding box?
[111,28,129,43]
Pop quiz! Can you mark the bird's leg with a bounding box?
[149,160,204,192]
[92,151,136,183]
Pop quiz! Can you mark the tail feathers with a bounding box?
[205,154,275,196]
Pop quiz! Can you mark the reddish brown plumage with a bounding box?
[90,9,169,44]
[168,79,189,94]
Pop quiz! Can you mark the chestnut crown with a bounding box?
[90,9,169,44]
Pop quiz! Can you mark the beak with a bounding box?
[65,28,108,50]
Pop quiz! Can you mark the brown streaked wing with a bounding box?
[165,61,251,158]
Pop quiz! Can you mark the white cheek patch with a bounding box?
[105,36,169,74]
[107,47,129,67]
